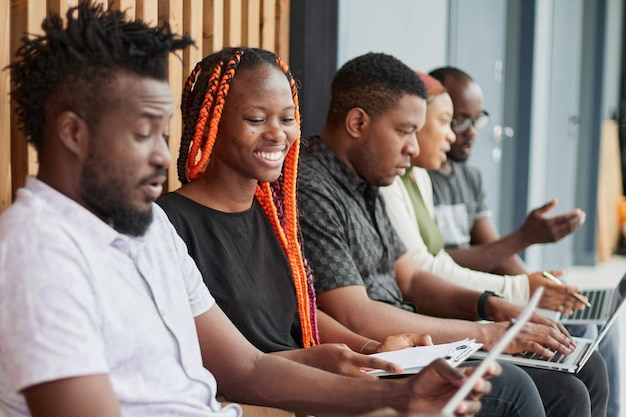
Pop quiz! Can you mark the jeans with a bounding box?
[469,361,545,417]
[598,323,620,417]
[567,322,620,417]
[523,350,609,417]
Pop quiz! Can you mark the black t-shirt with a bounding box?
[157,192,302,352]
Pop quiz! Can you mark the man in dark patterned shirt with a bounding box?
[297,52,608,417]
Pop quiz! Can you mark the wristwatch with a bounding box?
[477,290,504,321]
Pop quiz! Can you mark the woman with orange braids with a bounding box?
[157,47,431,377]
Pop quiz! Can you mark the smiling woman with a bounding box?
[158,47,318,351]
[156,47,440,379]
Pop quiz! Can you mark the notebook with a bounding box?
[559,272,626,324]
[471,273,626,373]
[440,287,544,416]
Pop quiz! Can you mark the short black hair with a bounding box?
[326,52,427,127]
[9,0,194,157]
[429,66,473,87]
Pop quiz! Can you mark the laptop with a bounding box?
[441,287,544,416]
[471,272,626,373]
[559,272,626,324]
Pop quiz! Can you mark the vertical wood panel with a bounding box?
[46,0,63,14]
[9,1,28,201]
[10,0,45,202]
[276,0,289,61]
[260,0,275,51]
[183,0,203,74]
[204,0,224,56]
[3,0,291,210]
[243,0,260,47]
[49,0,106,16]
[111,0,136,18]
[136,0,158,24]
[45,0,110,19]
[224,0,242,46]
[159,0,185,192]
[27,2,48,59]
[1,0,11,210]
[27,2,46,177]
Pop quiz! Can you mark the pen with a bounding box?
[445,341,475,363]
[542,271,592,308]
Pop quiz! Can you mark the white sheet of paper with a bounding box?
[366,339,482,377]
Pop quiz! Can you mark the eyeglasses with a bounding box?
[451,110,491,134]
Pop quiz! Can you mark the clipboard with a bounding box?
[366,339,482,377]
[441,286,544,416]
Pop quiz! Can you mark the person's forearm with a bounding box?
[490,254,528,275]
[221,354,407,414]
[270,348,313,365]
[448,231,528,273]
[316,309,381,353]
[197,307,485,414]
[431,251,529,304]
[319,295,487,347]
[401,270,483,321]
[200,308,408,414]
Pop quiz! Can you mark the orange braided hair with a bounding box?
[178,47,318,348]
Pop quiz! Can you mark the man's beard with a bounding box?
[80,164,157,237]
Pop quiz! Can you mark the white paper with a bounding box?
[366,338,482,377]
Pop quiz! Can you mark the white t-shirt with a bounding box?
[380,167,529,304]
[0,177,241,417]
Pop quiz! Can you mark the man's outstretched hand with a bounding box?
[520,198,586,245]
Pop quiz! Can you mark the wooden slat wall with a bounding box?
[1,0,11,210]
[0,0,290,211]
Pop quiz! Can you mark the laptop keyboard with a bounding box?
[513,349,568,364]
[562,289,606,320]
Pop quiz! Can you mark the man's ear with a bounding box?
[344,107,370,139]
[56,111,90,160]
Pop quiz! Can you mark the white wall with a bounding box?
[337,0,448,73]
[524,0,556,270]
[337,0,624,270]
[525,0,624,270]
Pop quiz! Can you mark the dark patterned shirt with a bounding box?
[297,136,417,312]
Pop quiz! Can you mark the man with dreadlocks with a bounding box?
[296,52,609,417]
[158,47,434,374]
[0,3,497,417]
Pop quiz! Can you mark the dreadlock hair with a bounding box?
[326,52,427,128]
[428,66,473,88]
[9,0,194,158]
[178,47,319,348]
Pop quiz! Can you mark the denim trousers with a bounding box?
[567,322,619,417]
